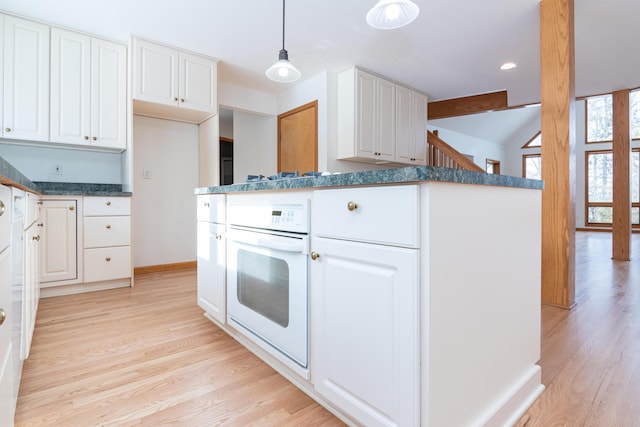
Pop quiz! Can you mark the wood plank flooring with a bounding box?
[14,232,640,426]
[14,269,343,426]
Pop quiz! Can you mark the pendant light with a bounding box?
[265,0,301,83]
[366,0,420,30]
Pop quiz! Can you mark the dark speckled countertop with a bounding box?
[194,166,544,195]
[0,155,131,196]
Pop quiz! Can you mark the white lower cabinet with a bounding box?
[0,184,14,425]
[196,194,226,324]
[40,199,78,284]
[311,185,420,426]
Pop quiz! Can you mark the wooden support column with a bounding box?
[612,89,632,261]
[540,0,576,308]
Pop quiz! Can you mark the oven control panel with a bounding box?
[228,199,310,234]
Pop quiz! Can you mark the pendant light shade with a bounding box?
[266,0,301,83]
[366,0,420,30]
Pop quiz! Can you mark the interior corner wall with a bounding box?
[132,115,198,268]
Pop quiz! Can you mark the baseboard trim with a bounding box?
[134,261,197,275]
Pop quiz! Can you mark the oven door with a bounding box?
[226,227,309,371]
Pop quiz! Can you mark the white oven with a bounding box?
[226,195,310,378]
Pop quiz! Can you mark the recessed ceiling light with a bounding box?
[500,62,517,70]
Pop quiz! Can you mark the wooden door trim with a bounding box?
[277,100,318,172]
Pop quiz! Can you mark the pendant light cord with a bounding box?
[281,0,286,50]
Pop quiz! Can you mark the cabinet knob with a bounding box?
[106,224,112,229]
[37,201,43,205]
[180,98,185,103]
[106,257,111,262]
[84,136,89,140]
[0,308,5,326]
[37,223,44,227]
[204,202,210,208]
[310,252,320,261]
[92,136,97,141]
[347,201,358,211]
[174,97,179,101]
[215,234,222,240]
[106,201,112,206]
[0,200,4,216]
[69,206,75,211]
[5,127,10,132]
[32,235,40,241]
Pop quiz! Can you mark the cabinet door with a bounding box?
[355,69,377,159]
[197,221,225,323]
[376,78,395,161]
[50,28,91,145]
[411,91,428,164]
[0,247,13,423]
[3,16,49,141]
[40,200,77,283]
[133,38,179,107]
[91,38,127,149]
[395,85,413,163]
[179,51,217,114]
[23,223,39,359]
[311,237,420,427]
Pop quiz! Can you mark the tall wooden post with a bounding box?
[612,89,631,261]
[540,0,576,308]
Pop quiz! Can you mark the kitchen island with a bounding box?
[195,166,544,427]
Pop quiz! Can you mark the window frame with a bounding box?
[522,153,542,179]
[585,93,614,144]
[521,131,541,148]
[486,159,501,174]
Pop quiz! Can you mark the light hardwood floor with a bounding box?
[14,232,640,426]
[14,269,344,426]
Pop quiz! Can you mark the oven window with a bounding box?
[237,249,289,327]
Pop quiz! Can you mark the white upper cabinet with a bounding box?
[337,67,428,166]
[2,15,49,142]
[133,37,218,124]
[50,28,127,150]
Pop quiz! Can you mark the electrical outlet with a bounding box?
[143,169,151,179]
[52,163,63,175]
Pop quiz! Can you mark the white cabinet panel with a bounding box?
[313,185,419,248]
[0,246,13,424]
[40,199,77,283]
[133,38,179,107]
[196,194,226,223]
[311,237,420,427]
[84,216,130,248]
[196,221,225,323]
[180,51,217,114]
[84,246,131,283]
[3,16,49,141]
[83,196,130,216]
[50,28,126,150]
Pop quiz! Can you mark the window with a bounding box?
[632,90,640,140]
[486,159,500,174]
[522,131,541,148]
[522,154,541,180]
[586,149,640,227]
[586,94,613,143]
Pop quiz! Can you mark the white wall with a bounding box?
[0,143,123,183]
[132,115,198,267]
[232,111,277,182]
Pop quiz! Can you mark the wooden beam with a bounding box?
[427,90,508,120]
[540,0,576,309]
[612,89,632,261]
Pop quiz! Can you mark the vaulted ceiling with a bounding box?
[1,0,638,108]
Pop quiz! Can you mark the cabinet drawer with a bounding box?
[197,194,226,223]
[84,246,131,283]
[0,185,10,250]
[84,216,131,248]
[84,197,131,216]
[313,185,419,248]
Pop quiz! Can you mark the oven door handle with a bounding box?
[254,238,306,253]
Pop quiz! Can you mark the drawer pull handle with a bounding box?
[106,201,112,206]
[204,202,210,207]
[106,257,111,262]
[0,308,5,326]
[106,224,112,229]
[310,252,320,260]
[0,200,4,216]
[37,201,43,205]
[32,235,40,241]
[215,234,222,240]
[37,223,43,227]
[69,206,75,211]
[5,127,10,132]
[347,201,358,211]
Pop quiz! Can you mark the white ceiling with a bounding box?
[1,0,638,107]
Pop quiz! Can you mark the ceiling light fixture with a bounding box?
[366,0,420,30]
[500,62,517,70]
[265,0,301,83]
